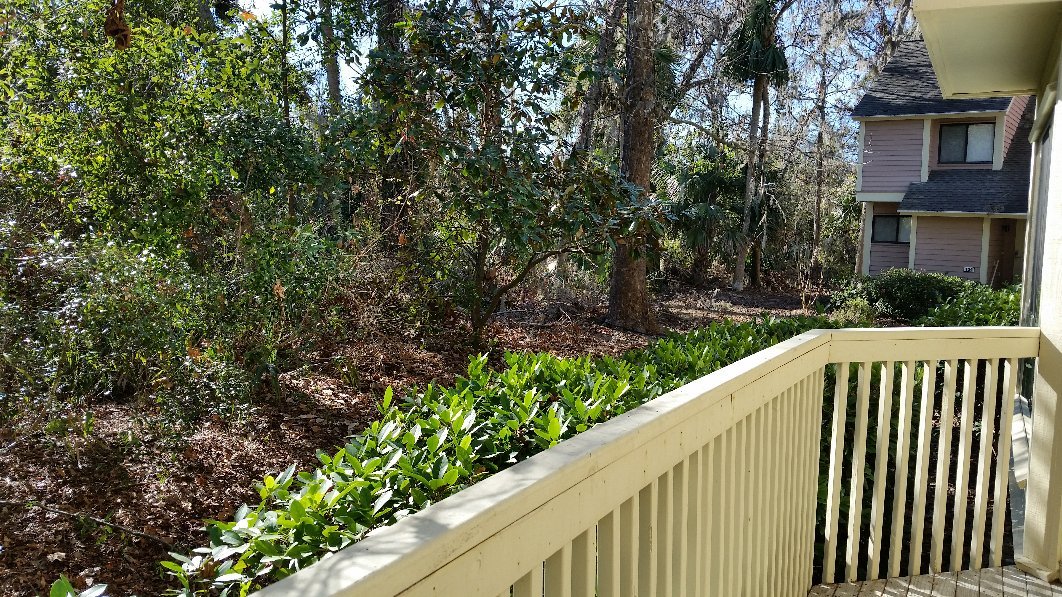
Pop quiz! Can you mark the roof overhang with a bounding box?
[896,210,1029,218]
[915,0,1062,98]
[852,109,1007,122]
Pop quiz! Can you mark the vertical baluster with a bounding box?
[990,358,1018,566]
[931,359,959,573]
[824,362,851,584]
[673,458,687,597]
[544,544,571,597]
[739,416,752,596]
[570,528,595,597]
[910,360,938,575]
[765,390,781,595]
[513,565,543,597]
[656,469,671,597]
[952,359,978,571]
[638,483,657,597]
[786,385,802,595]
[753,405,768,596]
[889,361,917,579]
[779,387,796,595]
[869,361,895,579]
[846,361,873,582]
[734,419,747,595]
[700,444,717,590]
[803,369,827,592]
[794,376,807,590]
[685,450,701,597]
[620,495,638,595]
[971,358,1000,569]
[598,511,619,597]
[709,436,725,596]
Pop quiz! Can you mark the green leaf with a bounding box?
[50,576,77,597]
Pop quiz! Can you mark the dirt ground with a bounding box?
[0,289,808,596]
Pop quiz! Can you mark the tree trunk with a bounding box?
[811,49,826,286]
[731,75,766,291]
[571,0,624,156]
[750,240,762,288]
[607,0,654,333]
[321,0,341,114]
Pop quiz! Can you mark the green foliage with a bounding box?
[49,576,107,597]
[917,284,1021,327]
[164,316,834,593]
[722,0,789,87]
[830,269,973,323]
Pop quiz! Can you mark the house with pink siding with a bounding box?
[854,38,1032,287]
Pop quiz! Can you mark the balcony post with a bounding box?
[1017,48,1062,582]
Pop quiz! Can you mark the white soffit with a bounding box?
[915,0,1062,98]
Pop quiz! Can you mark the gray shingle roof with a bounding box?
[852,39,1012,118]
[898,100,1033,215]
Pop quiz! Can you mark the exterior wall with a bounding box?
[913,216,985,280]
[1014,218,1026,286]
[986,218,1019,286]
[1003,96,1031,157]
[861,120,924,192]
[868,202,911,275]
[928,115,997,171]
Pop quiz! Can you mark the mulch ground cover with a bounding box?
[0,289,806,596]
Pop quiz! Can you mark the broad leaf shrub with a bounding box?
[165,316,835,594]
[829,269,973,323]
[917,284,1021,327]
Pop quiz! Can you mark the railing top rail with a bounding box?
[253,326,1040,597]
[828,327,1040,363]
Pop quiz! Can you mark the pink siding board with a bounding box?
[1003,96,1030,158]
[861,120,924,192]
[868,203,910,275]
[870,244,909,275]
[913,217,984,281]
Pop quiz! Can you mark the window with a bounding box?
[939,123,995,163]
[871,215,912,243]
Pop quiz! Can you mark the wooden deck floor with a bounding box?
[809,566,1061,596]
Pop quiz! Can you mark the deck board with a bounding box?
[812,566,1060,596]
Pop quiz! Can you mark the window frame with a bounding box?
[871,215,912,244]
[938,122,995,164]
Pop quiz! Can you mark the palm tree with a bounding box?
[723,0,791,290]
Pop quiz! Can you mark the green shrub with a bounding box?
[830,269,972,322]
[828,296,876,327]
[917,284,1021,327]
[0,222,374,430]
[164,316,836,594]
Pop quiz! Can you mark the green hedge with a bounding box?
[164,316,835,594]
[917,283,1021,327]
[830,269,974,323]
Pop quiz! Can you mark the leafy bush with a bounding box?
[830,269,972,322]
[0,222,382,430]
[828,296,876,327]
[164,316,835,594]
[917,284,1021,327]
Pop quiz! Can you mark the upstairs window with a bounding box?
[872,215,912,244]
[939,123,995,164]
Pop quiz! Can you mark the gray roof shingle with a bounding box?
[852,39,1012,118]
[898,100,1034,215]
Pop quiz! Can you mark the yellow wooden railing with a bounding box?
[255,327,1040,597]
